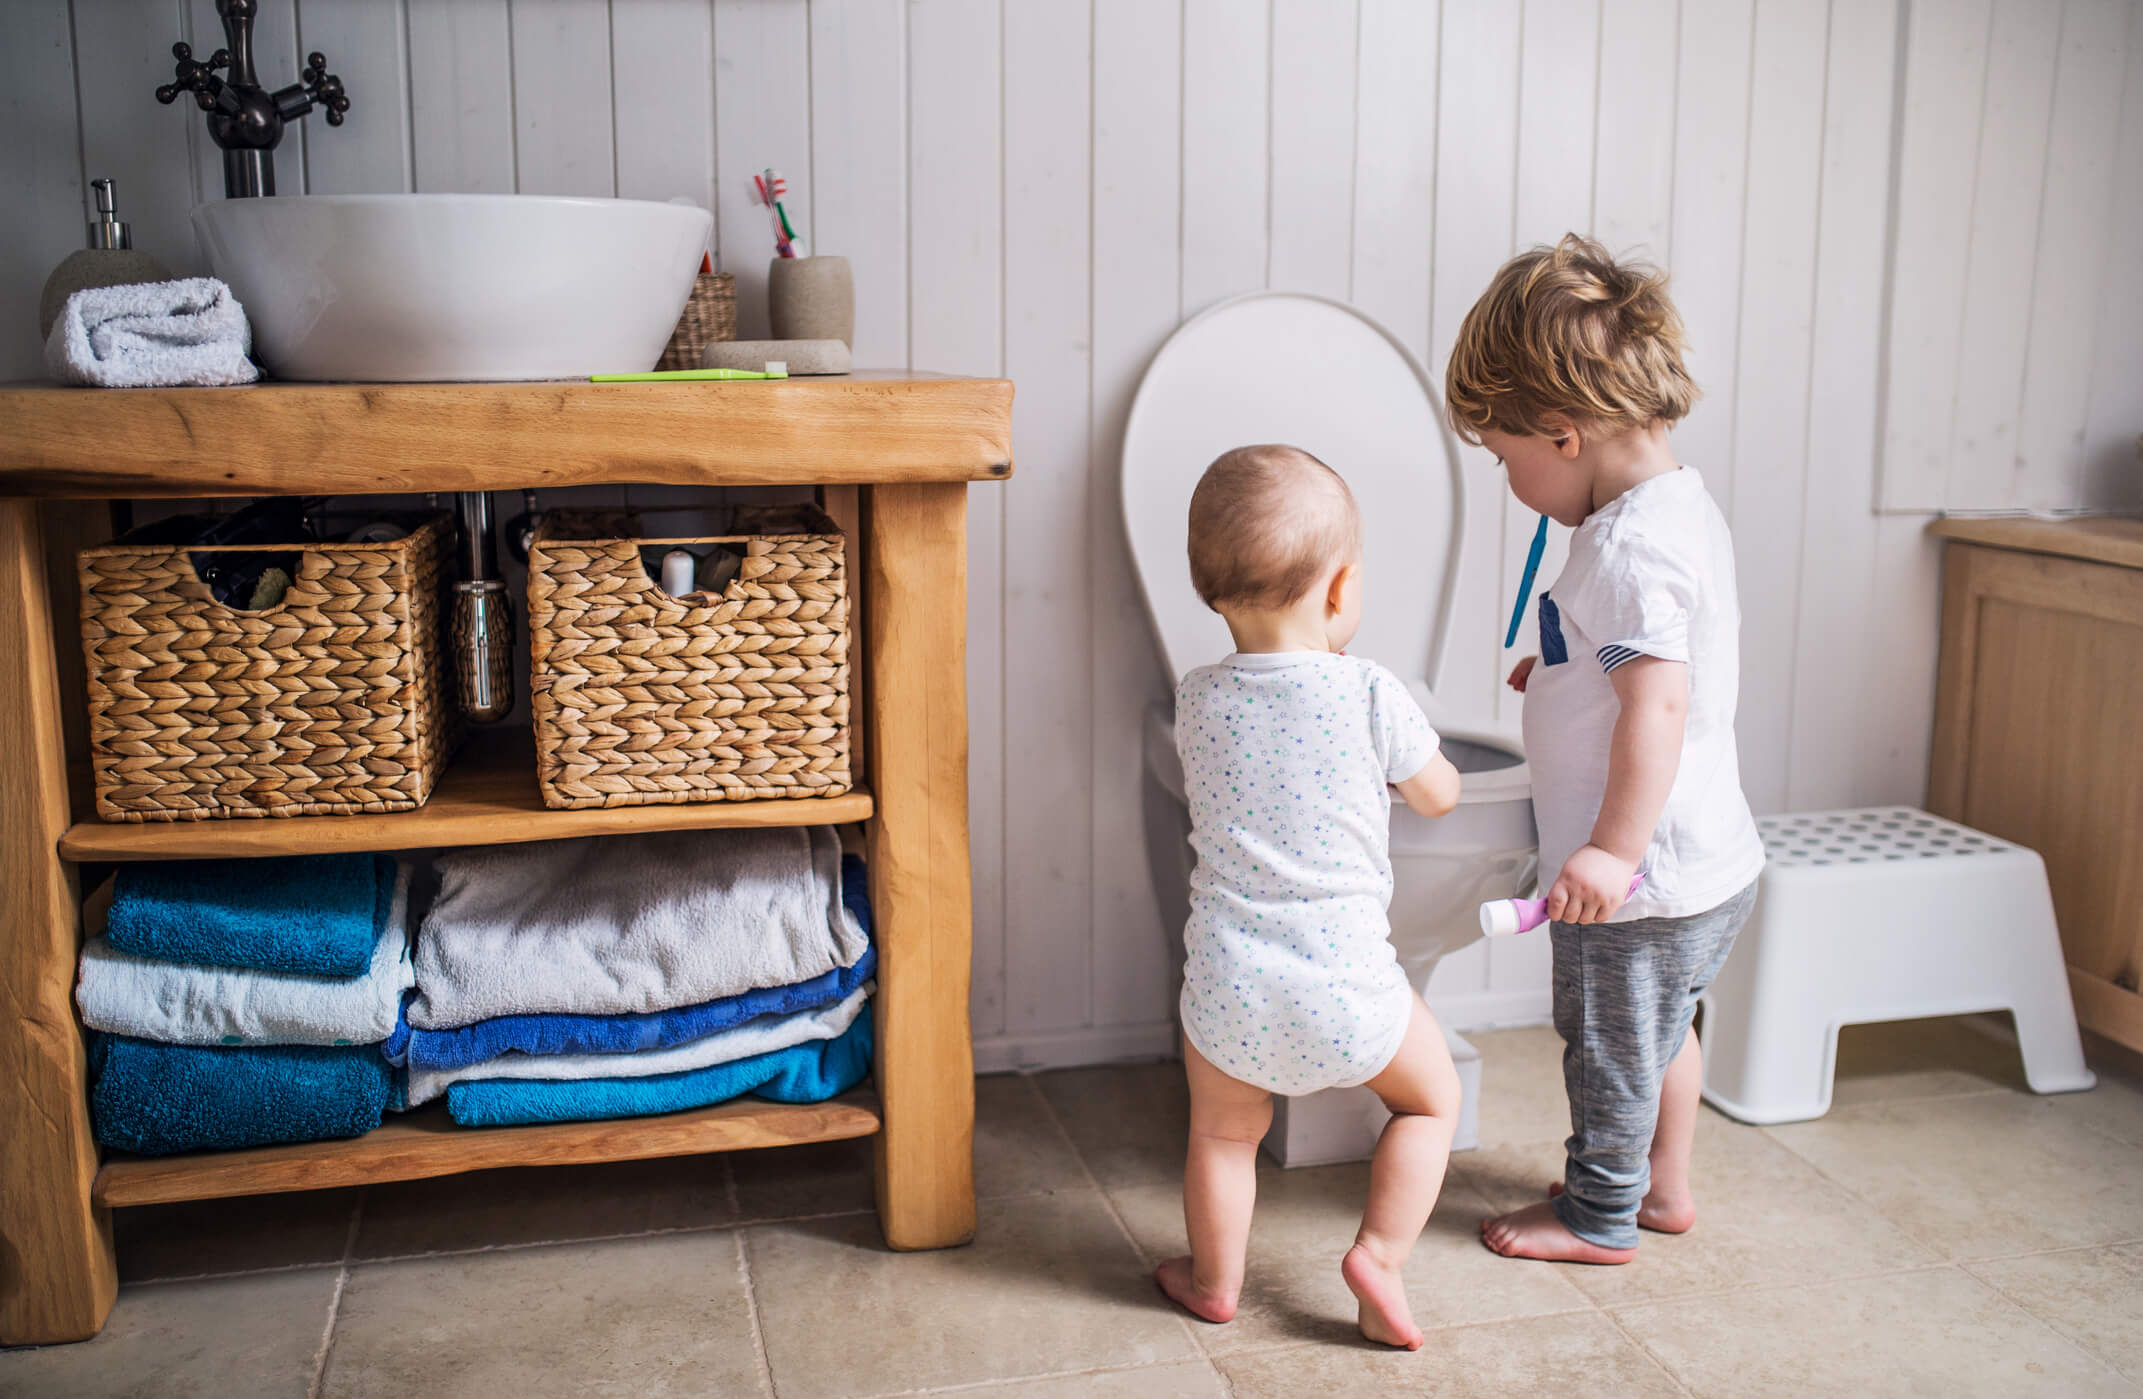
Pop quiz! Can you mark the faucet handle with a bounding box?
[299,51,350,127]
[155,41,233,112]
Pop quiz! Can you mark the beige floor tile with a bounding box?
[1109,1164,1591,1353]
[1827,1014,2033,1107]
[746,1190,1195,1399]
[950,1360,1229,1398]
[1970,1244,2143,1383]
[1216,1311,1683,1398]
[115,1187,361,1282]
[973,1073,1093,1198]
[320,1231,764,1399]
[1764,1091,2143,1260]
[1615,1266,2133,1397]
[0,1270,338,1399]
[2048,1071,2143,1151]
[353,1153,733,1258]
[1466,1024,1575,1148]
[1033,1061,1191,1188]
[729,1136,879,1222]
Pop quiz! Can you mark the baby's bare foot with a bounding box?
[1154,1256,1237,1324]
[1479,1201,1636,1264]
[1341,1242,1423,1350]
[1546,1179,1696,1234]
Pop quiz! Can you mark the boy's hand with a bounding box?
[1507,655,1537,693]
[1547,844,1639,925]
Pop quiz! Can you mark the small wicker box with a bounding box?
[655,271,737,372]
[527,505,853,808]
[77,514,458,822]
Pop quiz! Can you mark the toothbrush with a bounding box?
[1506,513,1549,648]
[590,364,790,382]
[1480,873,1646,937]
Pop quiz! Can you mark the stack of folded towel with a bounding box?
[397,826,874,1127]
[77,854,409,1156]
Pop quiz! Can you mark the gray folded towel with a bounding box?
[44,276,260,388]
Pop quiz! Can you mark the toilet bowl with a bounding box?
[1121,292,1539,1165]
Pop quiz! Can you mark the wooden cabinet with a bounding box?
[1928,516,2143,1055]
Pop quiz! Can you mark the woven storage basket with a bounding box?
[527,505,852,808]
[655,271,737,371]
[77,514,458,822]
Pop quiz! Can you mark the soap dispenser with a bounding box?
[38,178,172,339]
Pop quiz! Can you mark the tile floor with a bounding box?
[6,1017,2142,1398]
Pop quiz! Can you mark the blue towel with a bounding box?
[105,853,392,977]
[446,1004,873,1128]
[89,1035,394,1156]
[393,853,875,1072]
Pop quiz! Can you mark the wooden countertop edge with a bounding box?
[1930,514,2143,570]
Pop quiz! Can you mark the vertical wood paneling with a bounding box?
[1786,0,1900,812]
[1090,0,1183,1037]
[1001,0,1094,1034]
[0,0,84,379]
[611,0,715,218]
[1350,0,1439,366]
[1880,0,1994,511]
[1591,0,1678,260]
[808,0,907,369]
[1181,0,1269,315]
[1728,0,1829,816]
[2084,1,2143,509]
[507,0,613,196]
[297,0,413,194]
[906,0,1006,1040]
[1268,0,1358,299]
[2018,0,2131,508]
[407,0,515,193]
[1946,0,2061,509]
[1860,513,1945,803]
[1668,0,1754,511]
[74,0,205,275]
[713,0,811,337]
[189,0,303,199]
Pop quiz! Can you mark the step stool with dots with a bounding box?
[1698,807,2096,1124]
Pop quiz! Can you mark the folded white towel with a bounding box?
[76,861,413,1047]
[45,276,260,388]
[406,983,872,1107]
[409,826,868,1029]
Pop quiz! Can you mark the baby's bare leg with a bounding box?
[1345,996,1462,1351]
[1156,1035,1272,1324]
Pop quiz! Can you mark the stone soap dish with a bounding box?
[702,339,851,376]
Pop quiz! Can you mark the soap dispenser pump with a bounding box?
[38,179,173,340]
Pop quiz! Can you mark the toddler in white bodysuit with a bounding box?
[1154,445,1466,1352]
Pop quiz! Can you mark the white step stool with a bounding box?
[1261,1024,1481,1167]
[1700,807,2095,1124]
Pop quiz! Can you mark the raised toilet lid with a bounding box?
[1119,293,1465,698]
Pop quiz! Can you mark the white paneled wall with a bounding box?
[5,0,2139,1069]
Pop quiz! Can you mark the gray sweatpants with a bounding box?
[1548,881,1758,1249]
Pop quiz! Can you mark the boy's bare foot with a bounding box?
[1479,1201,1637,1264]
[1341,1242,1424,1350]
[1154,1256,1238,1324]
[1546,1179,1696,1234]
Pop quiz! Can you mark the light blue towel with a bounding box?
[447,1004,873,1128]
[90,1036,394,1156]
[106,853,391,977]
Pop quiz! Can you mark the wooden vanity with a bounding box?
[0,372,1013,1344]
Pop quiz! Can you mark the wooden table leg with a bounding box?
[0,499,115,1343]
[862,483,977,1250]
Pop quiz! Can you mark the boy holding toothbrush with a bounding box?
[1447,236,1765,1263]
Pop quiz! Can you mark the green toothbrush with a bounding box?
[590,365,790,382]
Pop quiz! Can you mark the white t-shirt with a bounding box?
[1174,651,1437,1095]
[1522,467,1765,922]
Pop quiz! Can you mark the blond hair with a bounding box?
[1445,234,1697,444]
[1187,445,1360,611]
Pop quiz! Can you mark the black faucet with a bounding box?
[154,0,350,198]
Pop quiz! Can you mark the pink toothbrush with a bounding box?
[1479,874,1646,936]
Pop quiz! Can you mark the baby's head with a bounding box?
[1445,234,1696,524]
[1187,444,1362,651]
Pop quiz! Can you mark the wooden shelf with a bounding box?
[94,1091,882,1207]
[1930,514,2143,570]
[0,373,1014,499]
[60,726,872,862]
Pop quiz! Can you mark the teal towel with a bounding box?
[89,1036,394,1156]
[447,1004,873,1128]
[106,854,391,977]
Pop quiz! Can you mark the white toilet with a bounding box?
[1122,293,1539,1165]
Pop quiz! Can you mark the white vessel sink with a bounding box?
[193,194,712,382]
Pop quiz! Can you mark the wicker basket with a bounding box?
[527,506,852,808]
[655,271,737,371]
[77,513,459,822]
